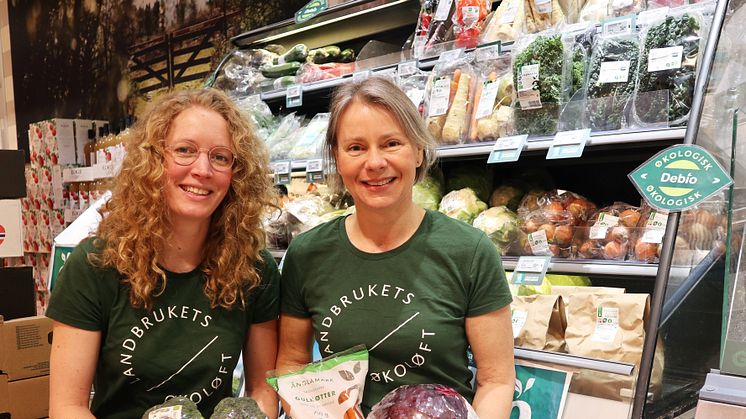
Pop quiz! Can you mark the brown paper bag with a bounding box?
[512,294,567,352]
[551,286,625,308]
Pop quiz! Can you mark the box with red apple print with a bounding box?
[29,119,76,167]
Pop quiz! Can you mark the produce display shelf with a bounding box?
[502,256,692,278]
[514,347,635,376]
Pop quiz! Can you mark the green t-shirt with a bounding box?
[281,209,512,412]
[46,238,280,419]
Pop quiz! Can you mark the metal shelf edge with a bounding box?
[502,257,691,278]
[515,347,635,376]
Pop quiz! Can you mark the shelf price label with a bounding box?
[352,70,371,82]
[511,256,552,286]
[397,60,419,78]
[438,48,464,64]
[475,41,501,62]
[602,15,636,36]
[305,158,325,183]
[286,84,303,108]
[547,128,590,160]
[272,160,292,185]
[487,134,528,164]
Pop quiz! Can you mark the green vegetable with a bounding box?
[260,61,302,78]
[142,397,204,419]
[308,45,342,64]
[339,48,356,63]
[439,188,488,224]
[634,14,700,126]
[516,273,591,295]
[472,206,522,255]
[210,397,268,419]
[587,36,640,131]
[273,44,308,64]
[512,35,564,135]
[413,175,443,211]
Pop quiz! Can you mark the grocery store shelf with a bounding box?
[437,127,687,158]
[502,256,692,278]
[514,347,635,376]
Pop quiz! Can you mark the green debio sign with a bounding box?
[295,0,328,24]
[629,144,732,212]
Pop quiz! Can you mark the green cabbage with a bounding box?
[413,175,443,211]
[472,206,521,254]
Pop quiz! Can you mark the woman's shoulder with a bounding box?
[425,209,487,242]
[289,215,345,250]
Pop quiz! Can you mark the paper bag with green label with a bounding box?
[564,293,663,401]
[511,294,567,352]
[266,345,368,419]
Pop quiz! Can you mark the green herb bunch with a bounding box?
[513,35,564,135]
[587,37,640,131]
[635,14,700,126]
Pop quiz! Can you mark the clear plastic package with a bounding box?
[559,23,596,131]
[424,55,477,144]
[479,0,525,44]
[575,202,640,260]
[470,54,515,142]
[525,0,566,34]
[578,0,610,22]
[265,113,303,161]
[288,113,329,160]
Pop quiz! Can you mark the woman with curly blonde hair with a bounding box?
[47,88,280,419]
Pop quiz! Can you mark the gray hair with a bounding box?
[324,76,438,192]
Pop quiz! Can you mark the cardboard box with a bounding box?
[0,374,50,419]
[0,150,26,199]
[0,316,52,380]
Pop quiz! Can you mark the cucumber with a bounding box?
[261,61,302,78]
[273,44,308,65]
[339,48,355,63]
[308,46,342,64]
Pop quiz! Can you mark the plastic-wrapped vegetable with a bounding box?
[452,0,490,48]
[632,10,705,127]
[413,174,444,211]
[479,0,525,44]
[585,33,640,131]
[369,384,478,419]
[628,202,667,263]
[559,23,596,131]
[472,206,525,255]
[470,55,515,142]
[518,189,596,226]
[425,56,476,144]
[578,0,610,22]
[210,397,268,419]
[512,32,564,136]
[524,0,565,34]
[397,69,430,116]
[265,113,304,161]
[142,397,204,419]
[425,0,457,50]
[609,0,645,18]
[296,62,356,83]
[521,208,575,257]
[288,113,329,160]
[439,188,488,224]
[575,202,639,260]
[235,95,276,141]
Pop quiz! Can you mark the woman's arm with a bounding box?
[466,306,515,419]
[49,321,101,419]
[244,319,279,418]
[275,314,314,417]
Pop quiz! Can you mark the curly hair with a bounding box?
[90,89,275,311]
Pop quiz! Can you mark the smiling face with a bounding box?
[334,100,424,213]
[163,106,233,229]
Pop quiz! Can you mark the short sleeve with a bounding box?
[466,234,513,316]
[46,240,106,331]
[249,250,281,323]
[279,237,311,317]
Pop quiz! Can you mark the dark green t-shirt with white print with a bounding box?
[281,209,512,412]
[46,238,280,419]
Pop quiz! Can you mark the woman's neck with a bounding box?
[159,219,210,273]
[346,202,425,253]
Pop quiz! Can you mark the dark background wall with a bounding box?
[8,0,307,157]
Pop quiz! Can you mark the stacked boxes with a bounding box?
[0,316,52,418]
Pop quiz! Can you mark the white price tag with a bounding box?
[352,70,371,82]
[547,129,590,159]
[641,211,668,243]
[499,5,517,24]
[272,161,291,175]
[519,64,540,91]
[592,307,620,343]
[493,135,527,151]
[305,158,323,172]
[648,46,683,72]
[553,129,590,146]
[397,60,418,77]
[512,309,528,338]
[476,42,501,62]
[428,77,451,117]
[518,89,542,110]
[475,81,500,119]
[435,0,454,21]
[438,48,464,63]
[535,0,552,14]
[528,230,552,255]
[286,84,303,108]
[512,255,551,285]
[603,16,635,36]
[599,60,631,83]
[590,212,620,239]
[487,135,527,163]
[406,88,425,107]
[515,256,549,273]
[637,7,669,26]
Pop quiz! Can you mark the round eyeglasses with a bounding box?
[167,141,235,171]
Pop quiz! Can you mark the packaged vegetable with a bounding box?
[425,57,477,144]
[398,69,431,116]
[452,0,490,48]
[558,0,588,23]
[578,0,610,22]
[267,346,368,419]
[296,62,356,84]
[142,397,204,419]
[470,55,515,142]
[472,206,526,255]
[479,0,525,44]
[369,384,478,419]
[235,95,276,141]
[413,174,444,211]
[288,113,329,160]
[521,208,575,257]
[512,32,564,136]
[575,202,639,261]
[632,10,706,127]
[439,188,488,224]
[265,113,303,161]
[559,23,596,131]
[525,0,566,33]
[284,194,336,235]
[609,0,645,18]
[425,0,457,50]
[519,189,597,225]
[210,397,268,419]
[585,33,641,131]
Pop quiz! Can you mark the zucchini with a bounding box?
[308,46,342,64]
[339,48,355,63]
[261,61,302,78]
[273,44,308,64]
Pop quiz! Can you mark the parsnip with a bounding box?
[441,73,472,144]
